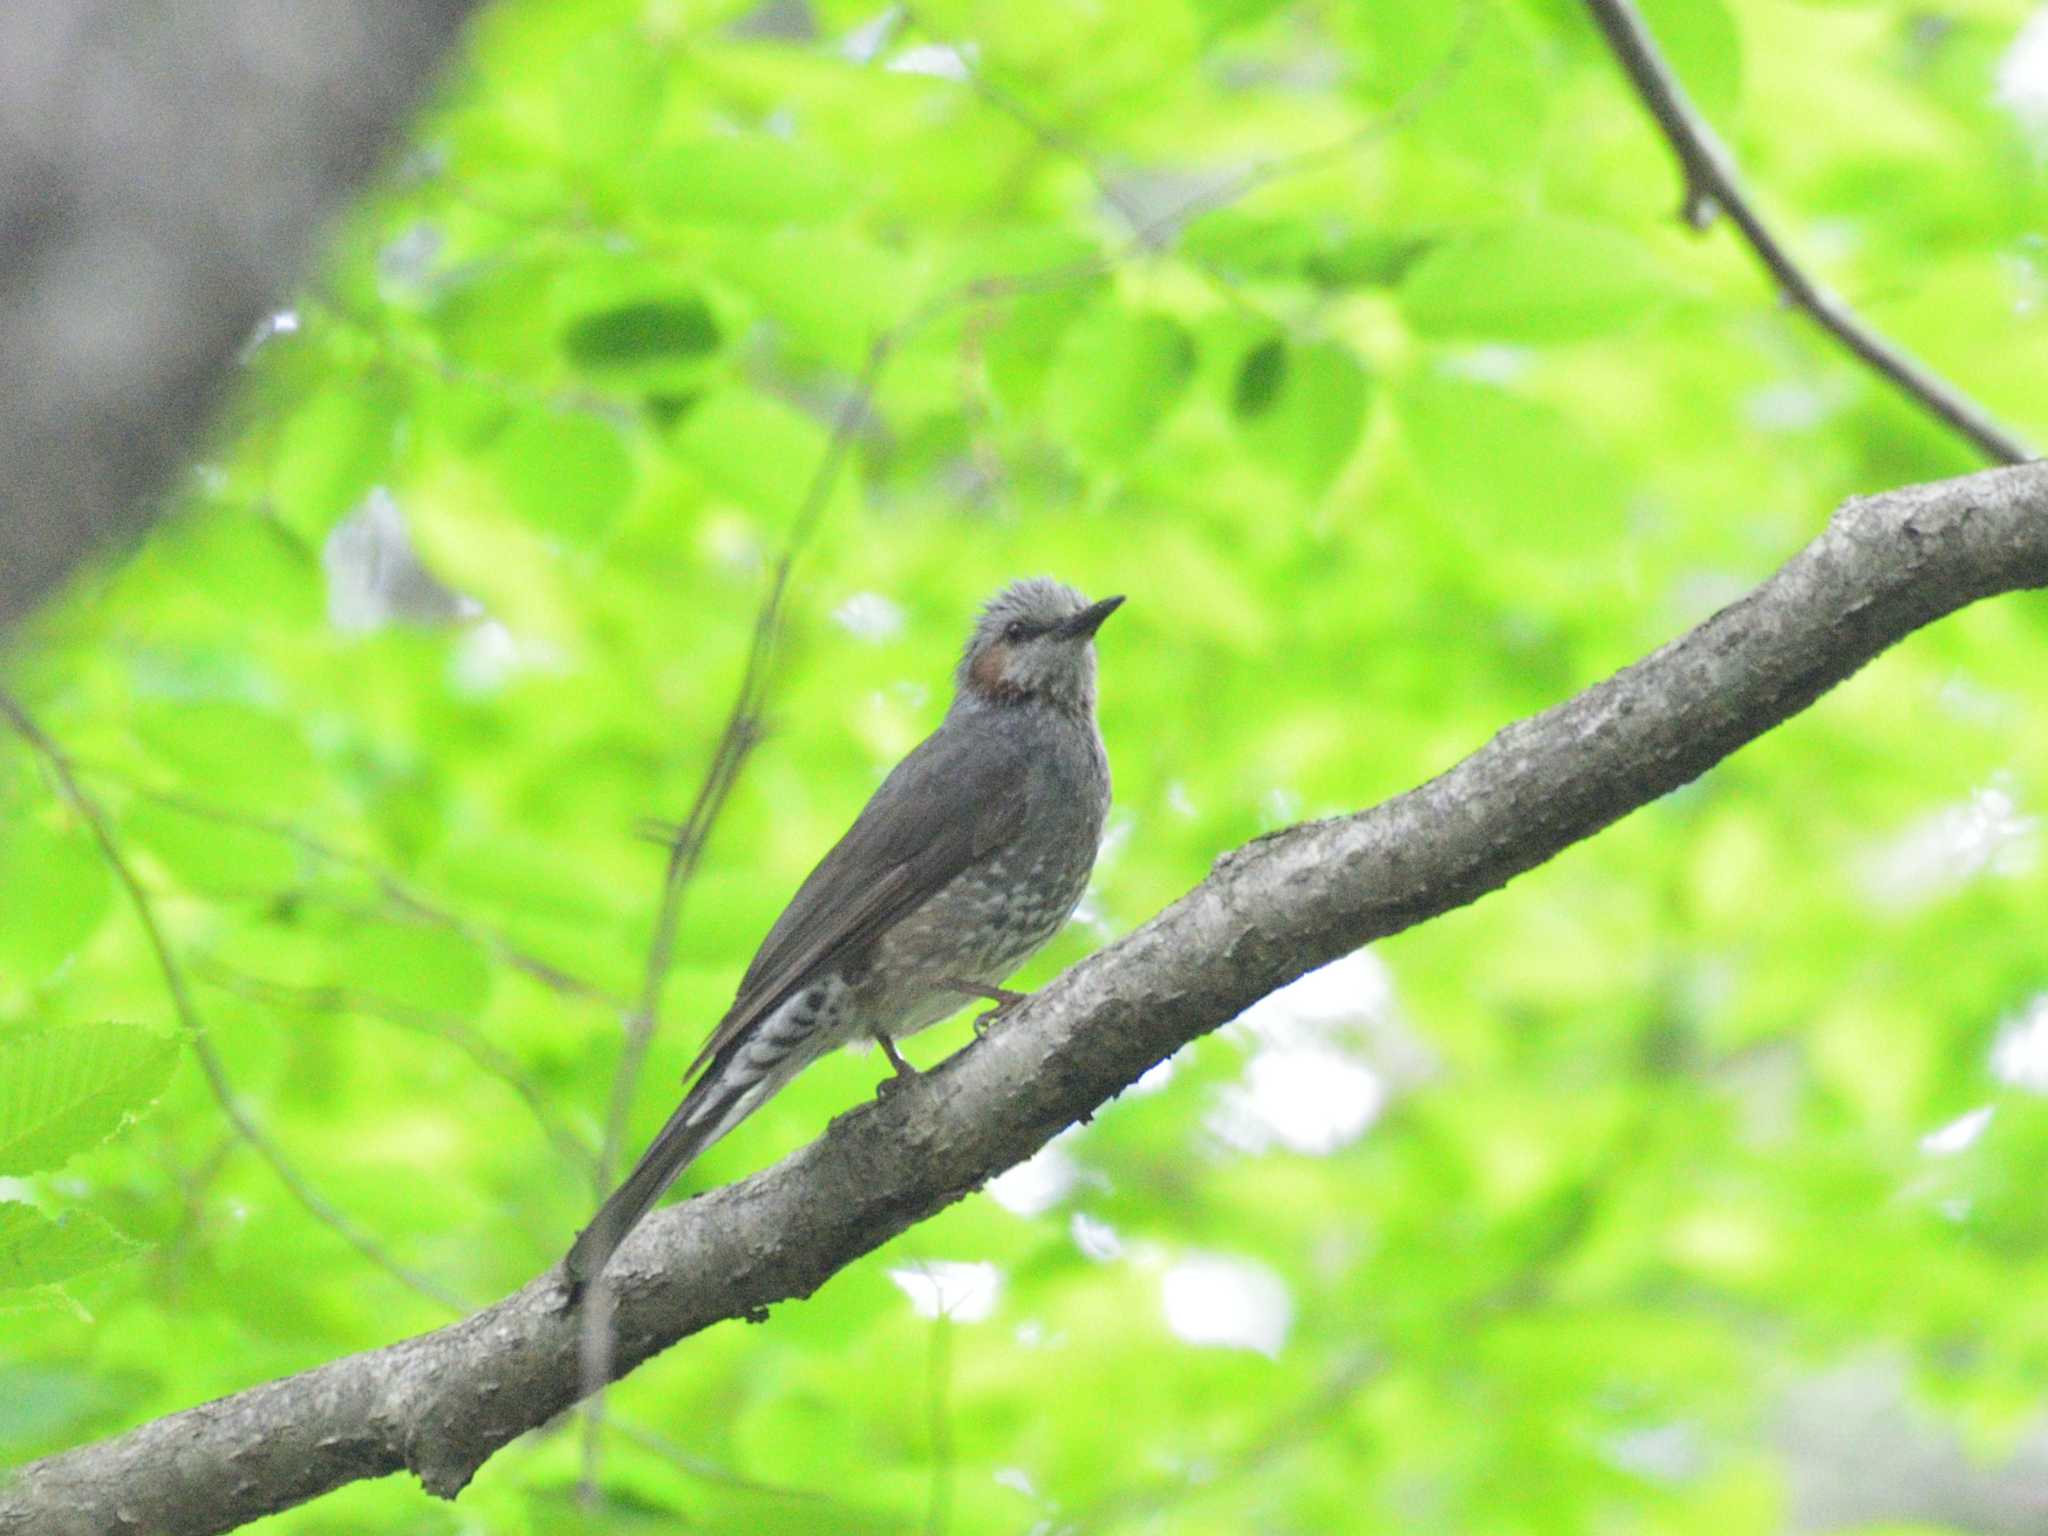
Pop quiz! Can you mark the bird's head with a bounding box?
[955,578,1124,714]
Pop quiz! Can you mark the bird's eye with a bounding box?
[1003,620,1030,643]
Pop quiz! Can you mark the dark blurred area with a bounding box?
[0,0,479,634]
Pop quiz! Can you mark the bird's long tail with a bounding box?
[563,1031,813,1301]
[563,1100,721,1301]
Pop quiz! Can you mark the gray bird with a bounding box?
[565,578,1122,1296]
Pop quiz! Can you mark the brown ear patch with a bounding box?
[968,641,1028,703]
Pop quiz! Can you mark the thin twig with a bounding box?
[80,770,625,1010]
[605,1416,873,1511]
[577,330,897,1502]
[913,0,1480,284]
[924,1316,956,1536]
[195,961,598,1176]
[1580,0,2034,465]
[0,692,469,1313]
[597,335,896,1196]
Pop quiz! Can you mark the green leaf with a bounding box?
[558,29,666,169]
[0,1204,140,1291]
[646,137,851,225]
[332,919,492,1019]
[1047,307,1196,464]
[1232,338,1372,498]
[124,798,301,896]
[1233,338,1288,418]
[562,299,722,371]
[1352,2,1547,168]
[714,230,913,369]
[0,820,112,986]
[1396,374,1624,564]
[1188,0,1291,41]
[488,412,637,543]
[0,1025,179,1176]
[269,386,399,541]
[672,387,833,514]
[134,702,319,817]
[1400,220,1673,343]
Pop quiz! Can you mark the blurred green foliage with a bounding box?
[5,0,2048,1530]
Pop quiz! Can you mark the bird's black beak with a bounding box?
[1055,594,1125,641]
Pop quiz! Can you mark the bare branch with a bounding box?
[7,459,2046,1536]
[1580,0,2035,466]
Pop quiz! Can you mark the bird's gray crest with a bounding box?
[966,577,1088,650]
[955,577,1119,712]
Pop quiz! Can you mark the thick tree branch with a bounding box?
[0,0,483,635]
[1580,0,2036,466]
[6,460,2048,1534]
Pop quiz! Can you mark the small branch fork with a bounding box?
[1580,0,2035,466]
[8,459,2047,1536]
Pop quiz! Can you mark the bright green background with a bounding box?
[6,0,2048,1530]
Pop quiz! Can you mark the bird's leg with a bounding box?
[940,979,1030,1037]
[874,1031,919,1096]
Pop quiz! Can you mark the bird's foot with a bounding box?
[874,1032,919,1096]
[937,979,1030,1037]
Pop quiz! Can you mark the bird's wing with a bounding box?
[684,724,1027,1078]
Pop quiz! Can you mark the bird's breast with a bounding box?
[851,756,1106,1037]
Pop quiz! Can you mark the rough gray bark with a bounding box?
[4,460,2048,1534]
[0,0,483,635]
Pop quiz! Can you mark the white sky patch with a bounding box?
[1208,1045,1385,1156]
[832,591,904,642]
[240,307,301,362]
[1861,779,2038,910]
[1260,786,1302,828]
[1161,1254,1291,1358]
[1601,1422,1703,1484]
[1992,994,2048,1094]
[1071,1212,1123,1263]
[1999,246,2047,317]
[1744,379,1840,434]
[887,41,976,79]
[890,1260,1002,1322]
[1920,1105,1995,1157]
[1439,345,1533,385]
[1126,1055,1178,1096]
[987,1142,1080,1217]
[843,7,904,63]
[1230,949,1398,1050]
[1208,952,1425,1156]
[450,618,566,694]
[1936,675,2020,729]
[993,1466,1037,1499]
[322,488,479,634]
[1095,809,1135,871]
[451,619,522,692]
[1997,8,2048,144]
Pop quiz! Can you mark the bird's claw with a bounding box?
[875,1032,919,1094]
[971,986,1029,1037]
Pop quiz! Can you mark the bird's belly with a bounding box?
[850,846,1094,1039]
